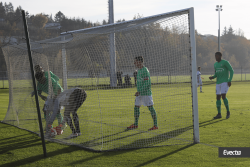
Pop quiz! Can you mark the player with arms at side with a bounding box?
[209,52,234,119]
[197,66,204,93]
[127,56,158,131]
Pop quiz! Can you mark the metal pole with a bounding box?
[21,10,47,157]
[218,10,220,52]
[216,5,222,52]
[189,7,199,143]
[109,0,117,87]
[61,36,68,90]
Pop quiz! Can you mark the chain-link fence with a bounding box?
[1,66,249,89]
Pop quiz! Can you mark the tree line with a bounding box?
[0,1,250,76]
[196,26,250,72]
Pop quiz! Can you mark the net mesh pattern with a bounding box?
[2,9,194,151]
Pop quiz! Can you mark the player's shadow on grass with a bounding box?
[134,144,195,167]
[68,119,226,166]
[0,134,31,142]
[0,119,226,167]
[79,118,225,150]
[0,136,42,155]
[79,129,146,147]
[0,144,84,167]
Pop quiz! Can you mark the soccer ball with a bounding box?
[54,126,63,135]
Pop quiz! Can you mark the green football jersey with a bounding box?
[137,66,152,96]
[45,71,59,82]
[212,59,234,84]
[37,71,63,95]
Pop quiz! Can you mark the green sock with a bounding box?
[57,113,63,125]
[134,107,140,126]
[148,106,158,127]
[216,100,221,114]
[223,98,229,112]
[44,114,53,128]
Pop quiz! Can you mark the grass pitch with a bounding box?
[1,81,250,166]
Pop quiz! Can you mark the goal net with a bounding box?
[2,8,198,151]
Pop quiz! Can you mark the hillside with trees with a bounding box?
[0,1,250,75]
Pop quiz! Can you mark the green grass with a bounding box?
[1,82,250,166]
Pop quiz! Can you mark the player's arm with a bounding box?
[52,78,63,99]
[209,70,217,80]
[226,61,234,87]
[50,71,59,81]
[31,85,47,101]
[37,90,47,101]
[226,61,234,82]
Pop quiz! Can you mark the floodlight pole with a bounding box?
[216,5,223,52]
[109,0,117,87]
[21,10,47,157]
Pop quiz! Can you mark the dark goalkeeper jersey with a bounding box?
[212,59,234,84]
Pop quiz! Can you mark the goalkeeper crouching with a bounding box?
[47,88,87,138]
[127,56,158,131]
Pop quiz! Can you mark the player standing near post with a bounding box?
[197,66,204,93]
[209,52,234,119]
[127,56,158,131]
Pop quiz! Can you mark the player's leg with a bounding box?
[220,82,230,118]
[214,84,222,119]
[222,94,230,119]
[56,109,63,125]
[143,96,158,130]
[64,107,76,134]
[127,105,140,130]
[71,88,87,135]
[128,95,142,130]
[148,105,158,130]
[200,81,203,93]
[72,112,80,133]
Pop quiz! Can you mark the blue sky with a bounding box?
[6,0,250,39]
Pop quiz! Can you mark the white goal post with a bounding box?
[2,7,199,151]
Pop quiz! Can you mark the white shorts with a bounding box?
[197,79,202,86]
[135,96,154,106]
[216,82,229,95]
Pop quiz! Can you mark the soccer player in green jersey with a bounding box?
[32,65,64,127]
[127,56,158,131]
[209,52,234,119]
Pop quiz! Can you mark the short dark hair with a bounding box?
[198,66,201,69]
[35,71,44,81]
[135,56,144,63]
[215,52,222,56]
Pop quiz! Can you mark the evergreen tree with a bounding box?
[0,2,6,18]
[54,11,65,22]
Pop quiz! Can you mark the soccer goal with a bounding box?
[2,7,198,151]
